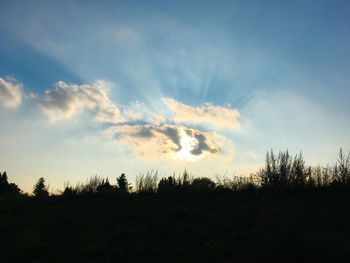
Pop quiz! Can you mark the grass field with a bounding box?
[1,189,350,262]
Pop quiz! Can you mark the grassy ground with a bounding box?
[1,190,350,262]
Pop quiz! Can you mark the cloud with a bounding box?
[40,81,124,123]
[38,84,238,162]
[121,101,144,121]
[189,132,218,156]
[105,124,221,161]
[163,98,240,129]
[0,77,23,108]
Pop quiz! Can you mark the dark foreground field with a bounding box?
[1,190,350,263]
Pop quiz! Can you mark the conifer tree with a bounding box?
[117,173,130,193]
[33,177,49,197]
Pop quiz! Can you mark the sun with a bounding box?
[175,131,201,162]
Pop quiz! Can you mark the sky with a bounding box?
[0,0,350,192]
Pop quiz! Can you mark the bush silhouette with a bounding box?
[190,177,216,191]
[158,176,178,193]
[61,176,116,196]
[96,178,115,195]
[136,171,158,193]
[216,175,257,191]
[61,183,78,197]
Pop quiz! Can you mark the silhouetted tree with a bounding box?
[259,150,279,188]
[258,150,309,189]
[0,171,21,197]
[290,152,307,187]
[278,150,292,186]
[0,171,8,183]
[336,148,350,185]
[117,173,130,193]
[33,177,49,197]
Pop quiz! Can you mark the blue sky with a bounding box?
[0,0,349,192]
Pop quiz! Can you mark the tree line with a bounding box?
[1,148,350,199]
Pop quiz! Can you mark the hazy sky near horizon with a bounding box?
[1,0,350,192]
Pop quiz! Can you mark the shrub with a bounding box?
[190,177,216,191]
[136,171,158,193]
[158,176,178,193]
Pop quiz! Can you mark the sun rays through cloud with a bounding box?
[30,80,240,163]
[176,131,199,162]
[1,0,350,193]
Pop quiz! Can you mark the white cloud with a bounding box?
[163,98,240,129]
[0,77,23,108]
[121,101,144,121]
[40,80,124,123]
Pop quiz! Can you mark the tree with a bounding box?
[258,150,308,189]
[117,173,130,193]
[0,171,8,184]
[290,152,307,187]
[0,171,21,197]
[33,177,49,197]
[259,150,279,188]
[336,148,350,185]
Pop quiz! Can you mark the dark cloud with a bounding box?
[134,127,154,138]
[160,127,181,151]
[191,132,218,156]
[185,129,193,136]
[106,124,221,160]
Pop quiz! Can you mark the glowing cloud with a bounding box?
[38,85,239,162]
[105,124,220,161]
[163,98,240,129]
[0,77,23,108]
[40,81,124,123]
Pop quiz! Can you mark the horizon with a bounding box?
[1,0,350,192]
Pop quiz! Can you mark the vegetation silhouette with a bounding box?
[116,173,131,193]
[33,177,49,198]
[1,148,347,198]
[0,171,21,198]
[1,148,350,262]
